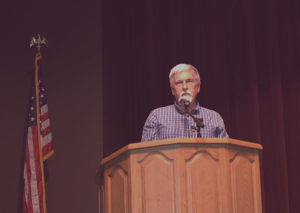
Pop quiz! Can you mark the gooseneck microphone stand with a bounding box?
[183,102,204,137]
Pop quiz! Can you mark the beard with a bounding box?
[178,90,193,104]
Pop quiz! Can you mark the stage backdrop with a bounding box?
[102,0,300,213]
[1,0,299,213]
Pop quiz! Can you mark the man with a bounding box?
[141,63,228,142]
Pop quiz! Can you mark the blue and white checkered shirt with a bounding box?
[141,102,229,141]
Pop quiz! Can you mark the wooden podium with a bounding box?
[99,138,263,213]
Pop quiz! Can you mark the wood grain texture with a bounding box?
[100,138,263,213]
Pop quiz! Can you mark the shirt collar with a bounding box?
[174,101,200,115]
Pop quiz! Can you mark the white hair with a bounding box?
[169,63,201,85]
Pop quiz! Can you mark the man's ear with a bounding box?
[196,82,201,93]
[171,85,175,96]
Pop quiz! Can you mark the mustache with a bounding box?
[180,90,192,96]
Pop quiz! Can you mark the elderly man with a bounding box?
[141,63,228,142]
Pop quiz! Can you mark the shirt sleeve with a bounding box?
[215,113,229,138]
[141,110,160,142]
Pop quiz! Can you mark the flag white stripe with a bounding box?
[40,105,48,115]
[41,119,50,130]
[41,133,53,147]
[24,164,29,206]
[28,127,41,213]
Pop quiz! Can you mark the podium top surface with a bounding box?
[102,138,263,165]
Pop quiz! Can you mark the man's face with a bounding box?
[171,70,200,105]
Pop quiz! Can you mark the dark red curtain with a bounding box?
[102,0,300,212]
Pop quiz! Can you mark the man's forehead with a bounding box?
[174,70,195,79]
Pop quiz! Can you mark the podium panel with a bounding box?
[99,138,263,213]
[185,150,221,213]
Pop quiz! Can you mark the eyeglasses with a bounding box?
[174,79,195,88]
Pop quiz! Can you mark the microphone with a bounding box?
[182,100,190,108]
[178,96,204,138]
[178,97,191,108]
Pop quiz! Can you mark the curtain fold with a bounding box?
[102,0,300,212]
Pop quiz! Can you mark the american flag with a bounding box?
[23,55,54,213]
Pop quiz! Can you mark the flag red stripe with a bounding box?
[42,142,54,156]
[41,126,51,137]
[32,126,45,213]
[23,193,27,213]
[40,112,49,122]
[25,128,35,213]
[24,136,33,213]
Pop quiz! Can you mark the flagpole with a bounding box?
[35,52,48,213]
[31,34,49,213]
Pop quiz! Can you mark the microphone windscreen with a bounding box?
[178,97,191,107]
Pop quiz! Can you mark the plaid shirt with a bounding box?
[141,102,229,142]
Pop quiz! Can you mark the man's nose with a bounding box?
[182,81,188,90]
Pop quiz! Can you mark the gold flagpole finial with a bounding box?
[30,34,48,54]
